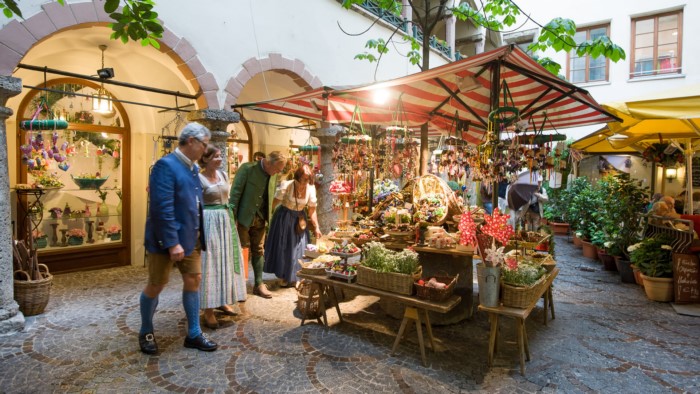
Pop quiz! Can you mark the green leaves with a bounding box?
[1,0,22,18]
[108,0,163,49]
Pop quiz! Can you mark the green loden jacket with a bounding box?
[229,160,279,228]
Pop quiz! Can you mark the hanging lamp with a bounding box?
[92,45,114,114]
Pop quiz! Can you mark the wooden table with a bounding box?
[412,245,474,324]
[477,268,559,376]
[297,272,461,366]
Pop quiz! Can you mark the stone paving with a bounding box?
[1,236,699,393]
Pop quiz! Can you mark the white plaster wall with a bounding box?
[511,0,699,139]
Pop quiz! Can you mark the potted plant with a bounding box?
[106,224,122,241]
[500,257,548,308]
[542,185,569,235]
[66,228,87,246]
[629,236,674,301]
[32,230,48,249]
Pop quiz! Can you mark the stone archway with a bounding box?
[223,54,322,108]
[0,0,220,109]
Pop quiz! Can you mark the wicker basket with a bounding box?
[415,272,458,302]
[296,279,324,319]
[299,261,327,276]
[13,264,53,316]
[501,274,548,308]
[357,265,422,295]
[412,175,450,226]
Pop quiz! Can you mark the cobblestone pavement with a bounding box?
[1,236,699,393]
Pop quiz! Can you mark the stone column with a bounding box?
[0,76,25,334]
[312,125,343,234]
[187,109,240,172]
[445,0,457,60]
[475,26,486,54]
[402,0,412,34]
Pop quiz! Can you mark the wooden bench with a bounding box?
[296,271,461,366]
[477,267,559,376]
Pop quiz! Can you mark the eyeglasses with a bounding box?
[193,138,208,149]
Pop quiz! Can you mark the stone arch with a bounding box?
[0,1,219,109]
[223,54,323,109]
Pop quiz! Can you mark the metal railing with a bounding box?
[356,0,459,60]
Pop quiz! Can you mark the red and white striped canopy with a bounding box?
[235,45,619,145]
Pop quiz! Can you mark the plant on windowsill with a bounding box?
[32,230,48,249]
[106,224,122,241]
[66,228,87,246]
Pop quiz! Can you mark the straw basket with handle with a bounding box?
[12,240,54,316]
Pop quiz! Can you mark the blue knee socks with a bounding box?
[139,292,159,335]
[182,290,202,339]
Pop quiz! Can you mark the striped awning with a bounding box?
[235,45,619,145]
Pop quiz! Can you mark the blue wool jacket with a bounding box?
[144,153,206,255]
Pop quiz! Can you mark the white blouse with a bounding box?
[275,180,317,211]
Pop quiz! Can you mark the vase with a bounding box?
[67,236,84,246]
[97,202,109,217]
[116,200,122,216]
[34,237,48,249]
[630,264,644,287]
[476,263,501,307]
[581,241,598,260]
[640,274,673,302]
[614,256,636,284]
[597,249,617,270]
[108,232,122,241]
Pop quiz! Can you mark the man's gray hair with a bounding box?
[267,151,287,165]
[178,122,211,146]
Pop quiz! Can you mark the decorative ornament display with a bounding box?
[458,210,477,246]
[480,208,515,246]
[641,142,684,168]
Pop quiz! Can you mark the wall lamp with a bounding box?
[666,168,677,183]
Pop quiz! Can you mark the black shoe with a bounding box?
[184,333,218,351]
[139,332,158,355]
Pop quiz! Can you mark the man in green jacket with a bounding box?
[229,151,287,298]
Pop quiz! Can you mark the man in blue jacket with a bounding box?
[139,122,217,354]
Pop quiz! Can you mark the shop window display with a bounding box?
[15,80,129,271]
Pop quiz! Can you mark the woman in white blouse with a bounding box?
[263,164,322,287]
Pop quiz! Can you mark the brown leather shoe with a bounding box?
[253,284,272,298]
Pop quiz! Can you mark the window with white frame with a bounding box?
[567,25,610,83]
[631,10,682,78]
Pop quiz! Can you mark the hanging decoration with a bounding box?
[458,210,478,247]
[641,142,685,168]
[480,208,515,246]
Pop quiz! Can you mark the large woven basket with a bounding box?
[357,265,422,295]
[13,264,53,316]
[415,272,458,302]
[501,274,548,309]
[296,279,324,319]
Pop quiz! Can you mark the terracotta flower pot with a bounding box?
[572,234,583,248]
[581,241,598,260]
[630,264,644,287]
[598,250,617,271]
[550,222,569,235]
[640,274,673,302]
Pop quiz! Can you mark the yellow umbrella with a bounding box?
[572,84,700,211]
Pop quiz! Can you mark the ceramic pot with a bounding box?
[34,237,48,249]
[641,274,673,302]
[572,234,583,248]
[67,236,84,246]
[108,232,122,241]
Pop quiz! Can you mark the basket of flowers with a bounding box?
[66,228,87,245]
[641,142,684,168]
[106,225,122,241]
[357,242,421,295]
[412,175,449,226]
[500,258,548,308]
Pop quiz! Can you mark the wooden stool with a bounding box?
[391,307,435,366]
[542,285,555,325]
